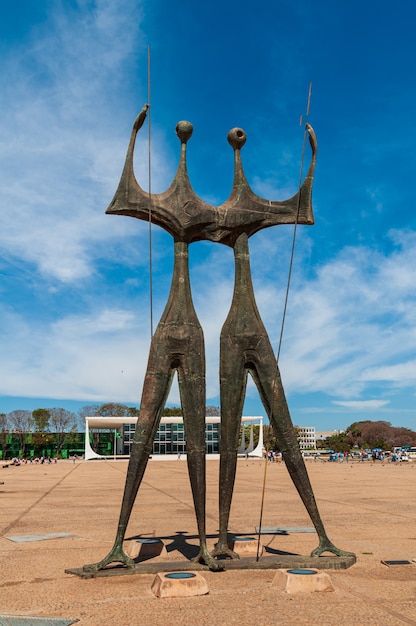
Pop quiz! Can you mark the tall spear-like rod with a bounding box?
[256,83,313,562]
[147,45,154,338]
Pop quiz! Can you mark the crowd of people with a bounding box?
[324,450,409,463]
[9,456,57,465]
[263,449,413,464]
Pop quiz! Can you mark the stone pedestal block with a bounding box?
[151,571,209,598]
[272,568,334,593]
[124,538,167,560]
[228,536,263,557]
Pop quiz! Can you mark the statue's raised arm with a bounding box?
[211,123,317,246]
[106,107,217,242]
[106,107,316,246]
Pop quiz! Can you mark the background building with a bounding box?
[315,429,345,445]
[296,426,316,450]
[84,415,264,460]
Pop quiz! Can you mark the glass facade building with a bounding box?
[122,419,219,455]
[84,415,263,460]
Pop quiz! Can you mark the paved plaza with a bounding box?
[1,457,416,625]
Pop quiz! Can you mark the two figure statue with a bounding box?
[84,105,353,573]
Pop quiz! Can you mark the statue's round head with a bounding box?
[176,121,193,143]
[227,127,246,150]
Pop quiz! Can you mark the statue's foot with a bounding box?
[311,538,355,558]
[211,541,240,560]
[192,547,225,571]
[83,545,135,572]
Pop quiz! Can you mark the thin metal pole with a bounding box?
[256,448,269,560]
[147,44,154,338]
[276,82,312,364]
[256,83,313,560]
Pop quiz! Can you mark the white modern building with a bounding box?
[315,429,344,443]
[84,415,264,460]
[296,425,316,450]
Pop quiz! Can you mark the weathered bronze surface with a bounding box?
[82,105,354,574]
[71,553,356,579]
[83,107,218,572]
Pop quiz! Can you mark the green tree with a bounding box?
[239,424,261,450]
[32,408,51,431]
[99,403,131,416]
[206,406,220,416]
[31,408,54,452]
[343,420,416,451]
[263,425,276,452]
[162,407,182,416]
[325,431,350,453]
[78,405,101,419]
[50,408,79,457]
[316,438,329,450]
[78,404,139,419]
[8,410,32,457]
[344,423,364,448]
[78,404,133,449]
[78,405,102,449]
[0,413,8,459]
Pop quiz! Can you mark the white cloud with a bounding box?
[1,224,409,409]
[360,361,416,385]
[271,230,416,401]
[332,400,390,410]
[160,225,416,409]
[0,304,150,402]
[0,0,175,284]
[2,2,416,421]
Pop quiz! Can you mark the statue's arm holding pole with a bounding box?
[256,122,317,225]
[105,104,153,218]
[105,104,181,227]
[214,124,317,245]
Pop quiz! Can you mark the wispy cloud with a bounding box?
[332,400,390,410]
[273,229,416,402]
[0,0,176,284]
[0,303,150,402]
[1,0,416,432]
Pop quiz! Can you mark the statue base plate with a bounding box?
[66,553,356,579]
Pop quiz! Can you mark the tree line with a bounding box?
[0,402,221,459]
[0,407,80,459]
[322,420,416,453]
[7,403,408,458]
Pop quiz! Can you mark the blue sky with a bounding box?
[1,0,416,431]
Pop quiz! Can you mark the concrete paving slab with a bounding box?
[6,533,78,543]
[0,617,78,625]
[256,526,315,533]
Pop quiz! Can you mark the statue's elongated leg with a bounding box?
[211,338,247,560]
[270,382,354,557]
[83,360,174,572]
[250,341,355,558]
[179,343,223,571]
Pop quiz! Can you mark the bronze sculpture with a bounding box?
[212,128,352,560]
[84,107,220,572]
[83,105,353,573]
